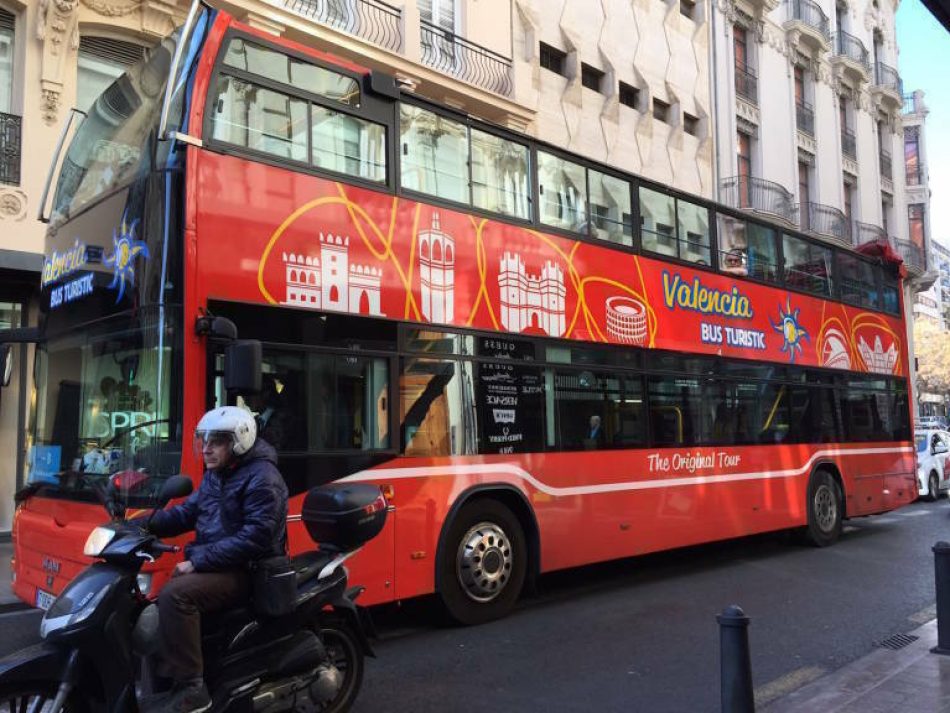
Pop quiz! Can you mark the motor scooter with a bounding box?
[0,475,388,713]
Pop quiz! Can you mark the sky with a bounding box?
[896,0,950,250]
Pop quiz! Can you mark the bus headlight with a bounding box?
[83,527,116,557]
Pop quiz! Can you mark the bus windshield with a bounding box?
[27,308,182,506]
[49,30,177,226]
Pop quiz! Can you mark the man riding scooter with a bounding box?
[141,406,288,713]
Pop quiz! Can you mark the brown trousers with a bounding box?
[157,570,250,682]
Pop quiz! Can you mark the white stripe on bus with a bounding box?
[338,446,913,498]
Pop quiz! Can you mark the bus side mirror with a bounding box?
[0,344,12,387]
[224,340,262,394]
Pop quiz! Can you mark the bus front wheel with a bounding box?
[438,499,527,626]
[805,470,843,547]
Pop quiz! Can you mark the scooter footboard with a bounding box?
[0,642,71,687]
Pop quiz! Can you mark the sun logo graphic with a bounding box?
[104,215,149,304]
[769,297,809,363]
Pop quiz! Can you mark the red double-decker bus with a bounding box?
[5,5,915,624]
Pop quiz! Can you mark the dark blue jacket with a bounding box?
[149,438,288,572]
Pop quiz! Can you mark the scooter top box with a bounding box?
[302,483,387,550]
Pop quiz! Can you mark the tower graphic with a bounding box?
[419,212,455,323]
[497,252,566,336]
[282,233,384,316]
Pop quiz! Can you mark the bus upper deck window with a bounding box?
[223,38,361,107]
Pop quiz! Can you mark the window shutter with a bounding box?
[0,9,13,33]
[79,36,147,67]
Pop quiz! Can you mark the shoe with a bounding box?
[155,680,211,713]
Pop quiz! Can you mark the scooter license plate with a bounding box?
[35,589,55,611]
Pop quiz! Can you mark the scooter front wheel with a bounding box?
[313,623,364,713]
[0,683,89,713]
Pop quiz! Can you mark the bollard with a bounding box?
[933,542,950,655]
[718,605,755,713]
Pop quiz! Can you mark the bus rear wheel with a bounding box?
[438,499,527,626]
[805,470,843,547]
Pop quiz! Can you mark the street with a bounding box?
[2,500,946,712]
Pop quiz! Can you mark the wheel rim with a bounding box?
[931,474,939,497]
[456,520,514,603]
[313,628,359,712]
[814,483,838,533]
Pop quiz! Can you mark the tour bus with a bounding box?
[3,3,915,625]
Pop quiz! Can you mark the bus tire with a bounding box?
[438,499,527,626]
[927,471,940,502]
[805,469,843,547]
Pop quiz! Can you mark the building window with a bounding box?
[680,0,697,19]
[909,204,925,249]
[618,82,640,109]
[798,160,811,208]
[881,199,890,235]
[737,130,752,207]
[905,126,921,186]
[540,42,567,76]
[581,63,605,92]
[77,36,147,113]
[839,96,855,160]
[734,25,757,103]
[683,113,699,136]
[843,180,854,227]
[0,8,13,114]
[653,98,670,123]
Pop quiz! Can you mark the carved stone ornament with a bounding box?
[0,189,29,222]
[37,0,80,125]
[81,0,142,16]
[717,0,738,24]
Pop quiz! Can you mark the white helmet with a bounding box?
[195,406,257,456]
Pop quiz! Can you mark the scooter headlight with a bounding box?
[83,526,116,557]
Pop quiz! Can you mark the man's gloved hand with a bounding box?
[173,560,195,577]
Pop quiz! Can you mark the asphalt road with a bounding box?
[2,500,946,712]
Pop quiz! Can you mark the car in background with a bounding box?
[919,416,949,430]
[916,429,950,501]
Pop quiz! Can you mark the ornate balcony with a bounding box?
[798,202,852,245]
[420,19,512,95]
[871,62,903,111]
[839,127,856,161]
[284,0,402,53]
[854,221,886,245]
[735,62,758,104]
[784,0,831,52]
[0,112,21,186]
[895,238,925,273]
[831,31,870,83]
[796,100,815,137]
[719,176,798,227]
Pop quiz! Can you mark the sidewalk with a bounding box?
[763,619,950,712]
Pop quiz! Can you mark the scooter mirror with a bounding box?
[158,475,193,505]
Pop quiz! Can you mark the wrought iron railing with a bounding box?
[796,100,815,136]
[854,221,886,245]
[841,127,856,160]
[879,148,892,180]
[719,176,798,226]
[734,62,758,103]
[798,202,852,244]
[874,62,902,94]
[787,0,830,39]
[902,93,917,114]
[284,0,402,53]
[420,19,512,95]
[895,238,925,272]
[832,31,870,70]
[0,112,21,186]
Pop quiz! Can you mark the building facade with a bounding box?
[0,0,716,534]
[709,0,934,411]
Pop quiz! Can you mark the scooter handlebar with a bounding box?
[153,542,180,554]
